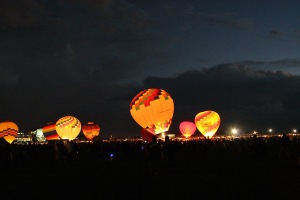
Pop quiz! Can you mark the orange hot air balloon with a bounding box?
[130,88,174,135]
[42,122,60,140]
[56,116,81,140]
[0,121,19,144]
[82,122,100,141]
[194,110,220,139]
[179,121,196,138]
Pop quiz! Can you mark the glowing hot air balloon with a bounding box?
[82,122,100,141]
[179,121,196,138]
[42,122,60,140]
[0,121,18,144]
[130,88,174,135]
[194,110,220,139]
[56,116,81,140]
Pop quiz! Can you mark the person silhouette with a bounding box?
[162,136,175,173]
[147,136,162,176]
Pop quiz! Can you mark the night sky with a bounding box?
[1,0,300,137]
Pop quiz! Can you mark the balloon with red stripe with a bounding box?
[82,122,100,141]
[56,116,81,140]
[42,122,60,140]
[194,110,220,139]
[0,121,19,144]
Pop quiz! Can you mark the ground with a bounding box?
[1,139,300,200]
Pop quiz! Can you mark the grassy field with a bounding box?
[1,139,300,200]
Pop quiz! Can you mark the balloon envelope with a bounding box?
[42,122,60,140]
[179,121,196,138]
[82,122,100,140]
[141,128,156,142]
[194,110,220,138]
[0,121,18,144]
[56,116,81,140]
[130,88,174,135]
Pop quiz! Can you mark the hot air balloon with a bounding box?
[130,88,174,135]
[179,121,196,139]
[194,110,220,139]
[0,121,18,144]
[82,122,100,141]
[56,116,81,140]
[42,122,60,140]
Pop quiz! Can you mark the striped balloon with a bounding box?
[194,110,220,139]
[82,122,100,141]
[0,121,19,144]
[42,122,60,140]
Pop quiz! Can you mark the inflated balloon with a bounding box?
[56,116,81,140]
[179,121,196,138]
[82,122,100,141]
[42,122,60,140]
[194,110,220,138]
[0,121,18,144]
[130,88,174,135]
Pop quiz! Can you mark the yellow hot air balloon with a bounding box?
[130,88,174,135]
[82,122,100,141]
[194,110,220,139]
[0,121,19,144]
[56,116,81,140]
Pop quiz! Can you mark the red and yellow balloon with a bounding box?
[55,116,81,140]
[0,121,19,144]
[42,122,60,140]
[194,110,220,138]
[130,88,174,135]
[82,122,100,141]
[179,121,196,138]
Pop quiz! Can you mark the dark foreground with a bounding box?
[1,138,300,200]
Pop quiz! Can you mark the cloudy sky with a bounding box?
[1,0,300,137]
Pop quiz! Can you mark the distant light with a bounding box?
[231,128,238,134]
[269,129,272,133]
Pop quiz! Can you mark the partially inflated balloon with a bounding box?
[179,121,196,138]
[0,121,18,144]
[194,111,220,138]
[56,116,81,140]
[82,122,100,141]
[130,88,174,135]
[43,122,60,140]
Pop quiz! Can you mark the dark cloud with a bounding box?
[267,29,284,40]
[140,65,300,134]
[199,12,255,31]
[237,59,300,75]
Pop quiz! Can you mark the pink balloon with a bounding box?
[179,121,196,138]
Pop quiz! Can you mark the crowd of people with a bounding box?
[1,134,300,173]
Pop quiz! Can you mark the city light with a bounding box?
[268,129,272,133]
[231,128,238,135]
